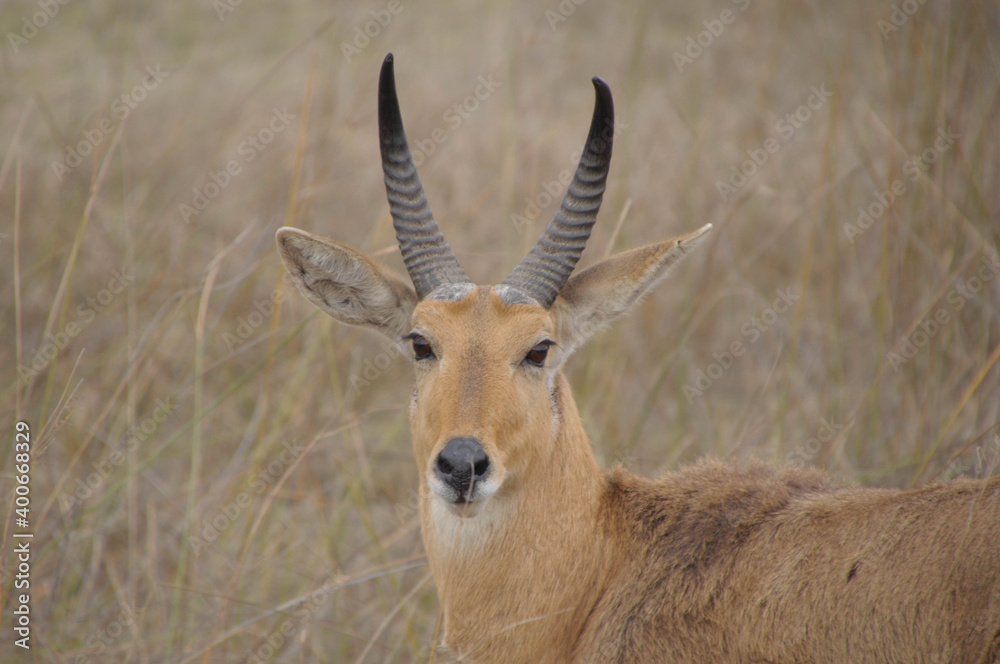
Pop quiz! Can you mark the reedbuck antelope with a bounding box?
[276,55,1000,663]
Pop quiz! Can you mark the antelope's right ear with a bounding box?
[275,227,417,340]
[552,224,712,358]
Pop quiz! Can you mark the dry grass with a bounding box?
[2,0,999,661]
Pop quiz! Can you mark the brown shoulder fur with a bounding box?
[580,461,1000,664]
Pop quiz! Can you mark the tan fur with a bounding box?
[276,226,1000,664]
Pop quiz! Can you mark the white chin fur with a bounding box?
[429,493,506,554]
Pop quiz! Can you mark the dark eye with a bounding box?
[411,335,435,361]
[523,341,553,367]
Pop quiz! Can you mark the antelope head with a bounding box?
[276,52,709,545]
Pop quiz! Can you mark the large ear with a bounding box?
[276,227,417,340]
[552,224,712,358]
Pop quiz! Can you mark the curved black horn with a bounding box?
[379,54,469,299]
[501,77,614,308]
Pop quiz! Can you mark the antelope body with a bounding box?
[276,55,1000,663]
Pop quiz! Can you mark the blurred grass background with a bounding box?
[1,0,999,661]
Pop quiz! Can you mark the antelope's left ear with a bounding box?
[552,224,712,358]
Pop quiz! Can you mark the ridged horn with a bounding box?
[501,77,614,308]
[379,53,469,300]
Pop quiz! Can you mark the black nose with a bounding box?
[435,437,490,500]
